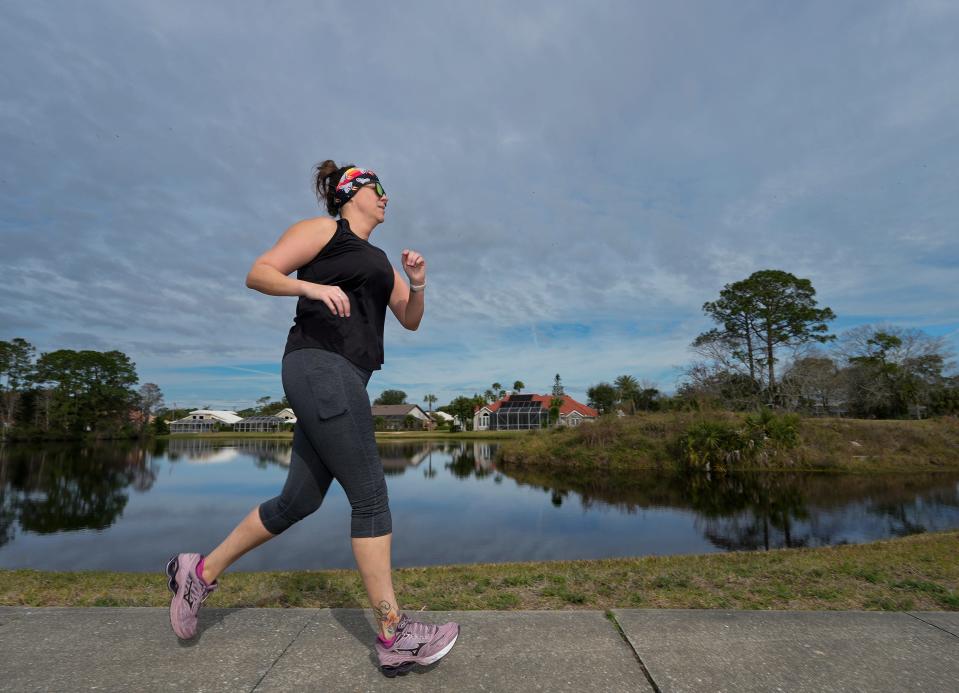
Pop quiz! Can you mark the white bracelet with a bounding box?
[410,280,426,293]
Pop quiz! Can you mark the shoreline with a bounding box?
[3,529,957,611]
[497,414,959,473]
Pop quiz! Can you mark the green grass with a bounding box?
[497,413,959,473]
[3,530,957,611]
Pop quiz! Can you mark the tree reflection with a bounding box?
[444,442,497,479]
[500,463,959,551]
[0,441,157,542]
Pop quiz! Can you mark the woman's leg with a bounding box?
[199,507,274,584]
[286,349,399,637]
[203,421,335,583]
[352,534,401,640]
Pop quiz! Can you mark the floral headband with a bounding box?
[334,167,383,208]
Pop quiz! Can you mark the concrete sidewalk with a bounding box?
[0,607,957,692]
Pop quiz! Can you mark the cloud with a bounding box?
[1,0,957,408]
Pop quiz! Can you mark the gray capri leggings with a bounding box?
[258,348,391,538]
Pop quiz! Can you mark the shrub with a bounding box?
[745,408,801,449]
[677,410,801,472]
[677,420,748,472]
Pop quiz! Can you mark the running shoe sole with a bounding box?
[165,554,181,637]
[165,555,179,594]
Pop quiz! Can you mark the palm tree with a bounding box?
[484,389,496,403]
[513,380,525,393]
[423,393,437,413]
[491,382,503,398]
[614,374,639,412]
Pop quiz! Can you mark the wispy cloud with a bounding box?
[1,0,957,408]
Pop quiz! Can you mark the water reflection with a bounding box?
[161,438,293,469]
[1,439,958,567]
[446,442,497,479]
[0,441,158,546]
[502,464,959,551]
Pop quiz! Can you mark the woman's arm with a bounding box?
[246,217,351,317]
[388,249,426,330]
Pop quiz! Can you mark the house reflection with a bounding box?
[164,438,292,468]
[379,443,433,476]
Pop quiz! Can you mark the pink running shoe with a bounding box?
[165,553,217,639]
[375,614,459,677]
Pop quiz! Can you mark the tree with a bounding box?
[613,375,639,413]
[552,374,565,397]
[636,386,661,412]
[678,365,762,411]
[483,389,496,403]
[614,375,638,398]
[423,393,437,413]
[549,396,564,426]
[32,349,139,434]
[0,337,36,434]
[374,389,407,405]
[698,270,836,394]
[838,326,952,418]
[258,397,290,416]
[491,382,504,398]
[137,383,164,434]
[446,395,485,431]
[587,382,617,414]
[779,355,843,414]
[513,380,524,393]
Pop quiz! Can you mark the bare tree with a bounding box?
[137,383,165,433]
[779,354,844,414]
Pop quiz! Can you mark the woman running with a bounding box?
[165,161,459,677]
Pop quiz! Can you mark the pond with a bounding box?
[1,438,957,571]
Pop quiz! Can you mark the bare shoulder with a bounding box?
[290,216,337,239]
[256,216,339,275]
[283,216,337,248]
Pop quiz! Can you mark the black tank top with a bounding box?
[284,218,395,370]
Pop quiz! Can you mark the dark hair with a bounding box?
[313,159,356,216]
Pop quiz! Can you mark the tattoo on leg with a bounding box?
[373,600,400,638]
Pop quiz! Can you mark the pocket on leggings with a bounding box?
[304,367,349,420]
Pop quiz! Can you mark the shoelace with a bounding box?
[190,579,216,605]
[398,617,437,641]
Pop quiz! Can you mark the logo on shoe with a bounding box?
[395,643,424,656]
[182,576,196,608]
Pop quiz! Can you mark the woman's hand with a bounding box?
[402,249,426,285]
[300,281,350,318]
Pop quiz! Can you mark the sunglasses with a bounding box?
[365,181,386,198]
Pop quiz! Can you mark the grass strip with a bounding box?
[2,530,957,611]
[497,414,959,473]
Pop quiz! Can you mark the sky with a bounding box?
[1,0,958,411]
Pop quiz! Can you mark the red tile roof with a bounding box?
[475,394,599,418]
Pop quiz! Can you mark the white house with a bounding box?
[168,409,243,433]
[275,408,298,423]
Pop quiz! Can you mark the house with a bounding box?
[233,415,287,433]
[371,404,431,430]
[427,410,458,429]
[473,394,599,431]
[275,408,297,423]
[168,409,243,433]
